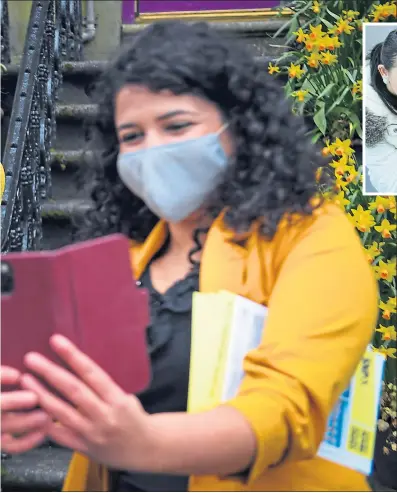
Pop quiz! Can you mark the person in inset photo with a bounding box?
[364,27,397,195]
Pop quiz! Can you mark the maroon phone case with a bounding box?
[1,234,151,395]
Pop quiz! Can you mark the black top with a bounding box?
[116,264,199,492]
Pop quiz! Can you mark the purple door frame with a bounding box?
[123,1,282,24]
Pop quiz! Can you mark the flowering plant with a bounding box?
[272,0,396,453]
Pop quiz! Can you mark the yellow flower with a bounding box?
[330,138,354,157]
[288,63,305,79]
[373,347,396,359]
[330,155,350,176]
[308,24,326,41]
[365,241,384,263]
[335,175,349,191]
[304,38,316,52]
[336,18,354,35]
[322,51,338,65]
[292,89,309,102]
[349,205,376,233]
[374,219,396,239]
[323,35,342,50]
[380,297,397,312]
[371,2,397,22]
[374,259,396,282]
[379,297,397,321]
[306,52,321,68]
[322,139,333,156]
[369,196,390,214]
[384,297,396,311]
[322,147,330,157]
[342,10,360,21]
[311,1,321,14]
[376,324,397,342]
[334,190,350,209]
[345,166,359,184]
[387,196,396,214]
[352,80,362,95]
[268,63,280,75]
[293,27,307,44]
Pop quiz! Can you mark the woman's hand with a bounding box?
[1,366,50,453]
[20,335,156,471]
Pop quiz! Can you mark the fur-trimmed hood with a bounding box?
[364,63,397,149]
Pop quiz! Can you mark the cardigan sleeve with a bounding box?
[225,207,378,486]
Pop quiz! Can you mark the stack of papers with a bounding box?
[188,290,385,476]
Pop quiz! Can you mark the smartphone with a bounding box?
[1,234,151,395]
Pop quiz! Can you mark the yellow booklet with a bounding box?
[188,290,385,476]
[188,291,267,413]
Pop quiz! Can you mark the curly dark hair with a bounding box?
[76,20,329,244]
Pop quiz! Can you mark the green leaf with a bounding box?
[275,50,302,64]
[348,57,356,68]
[326,86,351,115]
[273,2,312,39]
[313,104,327,135]
[317,83,336,100]
[342,68,356,84]
[332,106,363,138]
[326,7,340,20]
[349,189,359,203]
[284,80,294,98]
[273,17,294,38]
[320,17,334,29]
[311,131,323,144]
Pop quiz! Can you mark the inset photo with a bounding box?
[363,23,397,196]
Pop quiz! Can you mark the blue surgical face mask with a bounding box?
[117,124,229,222]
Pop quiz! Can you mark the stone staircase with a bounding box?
[3,21,286,253]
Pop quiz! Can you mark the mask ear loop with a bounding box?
[216,122,229,135]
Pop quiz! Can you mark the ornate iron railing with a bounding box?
[1,0,83,252]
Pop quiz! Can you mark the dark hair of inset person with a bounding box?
[75,21,331,259]
[368,29,397,115]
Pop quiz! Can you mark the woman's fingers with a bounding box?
[2,409,50,434]
[49,335,124,403]
[46,421,88,453]
[1,430,47,454]
[22,352,109,420]
[20,373,93,438]
[1,366,21,385]
[1,390,39,412]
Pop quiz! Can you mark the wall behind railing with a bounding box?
[7,0,122,62]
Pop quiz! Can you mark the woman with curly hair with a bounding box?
[1,21,377,492]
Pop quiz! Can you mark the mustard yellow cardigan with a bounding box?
[0,163,5,201]
[63,203,377,492]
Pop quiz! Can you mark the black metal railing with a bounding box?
[1,0,83,252]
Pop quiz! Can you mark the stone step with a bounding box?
[1,447,73,492]
[61,60,108,77]
[55,103,98,120]
[122,19,287,36]
[122,20,288,57]
[3,54,279,81]
[50,149,92,170]
[42,198,92,219]
[2,61,108,79]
